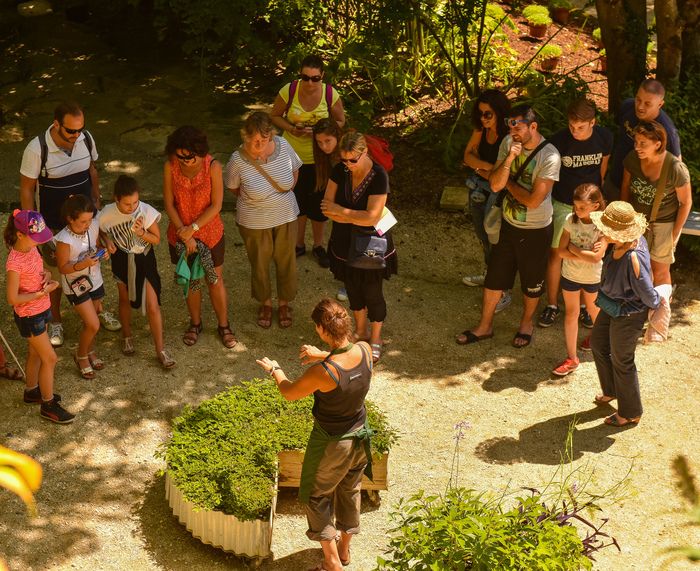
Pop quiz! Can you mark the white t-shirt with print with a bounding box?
[99,201,161,254]
[561,213,602,285]
[54,217,104,295]
[497,135,561,229]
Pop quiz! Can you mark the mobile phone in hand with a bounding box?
[95,248,106,259]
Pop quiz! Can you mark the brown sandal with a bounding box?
[217,324,238,348]
[0,364,23,381]
[182,322,202,346]
[257,305,272,329]
[278,305,292,328]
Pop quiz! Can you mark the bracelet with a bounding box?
[269,366,281,376]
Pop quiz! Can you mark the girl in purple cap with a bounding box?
[4,209,75,424]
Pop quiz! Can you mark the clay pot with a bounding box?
[539,57,560,72]
[528,23,548,38]
[551,7,570,25]
[598,55,607,73]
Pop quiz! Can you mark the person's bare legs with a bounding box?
[144,281,165,354]
[651,259,671,286]
[319,537,343,571]
[73,299,100,370]
[185,288,202,326]
[545,248,562,307]
[24,341,41,391]
[336,530,352,567]
[26,332,58,400]
[582,290,599,324]
[514,295,539,347]
[206,266,230,328]
[49,288,62,324]
[311,219,326,249]
[117,282,132,339]
[467,287,502,337]
[562,289,580,359]
[368,321,383,347]
[353,309,369,341]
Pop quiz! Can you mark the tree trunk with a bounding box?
[595,0,648,117]
[655,0,683,88]
[679,0,700,79]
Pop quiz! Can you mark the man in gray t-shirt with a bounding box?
[456,105,560,349]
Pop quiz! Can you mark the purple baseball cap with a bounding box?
[13,209,54,244]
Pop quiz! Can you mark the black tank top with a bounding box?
[477,128,502,165]
[313,343,372,435]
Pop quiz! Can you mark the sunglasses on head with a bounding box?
[176,152,197,162]
[61,124,84,135]
[300,73,322,82]
[479,110,494,120]
[505,118,530,128]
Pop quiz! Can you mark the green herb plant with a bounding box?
[376,421,627,570]
[158,381,398,521]
[527,11,553,26]
[660,455,700,565]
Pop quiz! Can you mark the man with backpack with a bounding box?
[19,101,120,347]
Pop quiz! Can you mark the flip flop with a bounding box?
[594,395,616,405]
[257,305,272,329]
[604,413,640,427]
[371,343,382,363]
[278,305,293,328]
[512,331,532,348]
[0,364,24,381]
[455,330,494,345]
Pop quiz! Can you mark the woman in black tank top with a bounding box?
[257,298,373,571]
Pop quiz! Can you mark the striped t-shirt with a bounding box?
[224,136,301,230]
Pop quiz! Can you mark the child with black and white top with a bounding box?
[54,194,106,380]
[100,175,175,369]
[552,184,607,376]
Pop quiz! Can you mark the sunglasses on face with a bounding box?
[300,73,322,82]
[505,118,530,128]
[61,124,84,135]
[479,110,494,120]
[176,152,197,162]
[340,152,364,165]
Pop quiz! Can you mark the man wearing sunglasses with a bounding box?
[457,105,560,349]
[19,100,118,346]
[606,79,681,201]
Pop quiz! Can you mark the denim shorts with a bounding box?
[560,275,599,294]
[66,283,105,306]
[14,308,53,338]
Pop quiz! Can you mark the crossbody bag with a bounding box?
[239,146,287,193]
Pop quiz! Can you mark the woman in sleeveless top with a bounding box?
[461,89,510,285]
[257,298,372,571]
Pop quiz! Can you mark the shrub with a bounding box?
[592,27,602,43]
[527,11,553,26]
[537,44,563,59]
[523,4,551,20]
[158,381,398,521]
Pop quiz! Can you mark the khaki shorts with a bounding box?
[551,199,573,248]
[645,221,675,265]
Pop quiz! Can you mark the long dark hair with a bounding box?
[571,184,606,223]
[471,89,511,138]
[4,212,19,249]
[312,118,343,192]
[311,298,352,344]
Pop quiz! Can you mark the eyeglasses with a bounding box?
[340,152,364,165]
[479,111,494,120]
[300,73,322,82]
[505,118,530,128]
[61,124,85,135]
[176,152,197,162]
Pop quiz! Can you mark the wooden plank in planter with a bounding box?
[165,471,276,560]
[277,450,389,490]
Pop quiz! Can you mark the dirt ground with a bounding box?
[1,8,700,571]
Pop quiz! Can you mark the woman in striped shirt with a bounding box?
[225,112,302,329]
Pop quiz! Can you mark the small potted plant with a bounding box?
[525,9,552,38]
[537,43,563,72]
[522,4,550,21]
[598,48,607,73]
[549,0,572,25]
[592,27,603,49]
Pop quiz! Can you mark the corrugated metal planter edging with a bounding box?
[165,470,276,560]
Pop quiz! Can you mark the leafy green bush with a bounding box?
[527,11,553,26]
[376,487,600,570]
[523,4,551,20]
[537,44,563,59]
[158,381,398,521]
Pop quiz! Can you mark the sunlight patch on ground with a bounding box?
[103,160,140,174]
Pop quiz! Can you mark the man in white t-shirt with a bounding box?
[19,101,120,346]
[456,105,561,348]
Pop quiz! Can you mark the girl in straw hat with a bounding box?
[588,201,660,427]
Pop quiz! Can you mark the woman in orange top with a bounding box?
[163,125,236,349]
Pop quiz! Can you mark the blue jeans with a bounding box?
[466,174,498,265]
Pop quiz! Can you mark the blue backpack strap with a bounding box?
[284,79,299,117]
[39,131,48,178]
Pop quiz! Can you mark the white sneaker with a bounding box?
[462,273,485,287]
[48,322,64,347]
[98,311,122,332]
[336,288,349,302]
[495,290,512,313]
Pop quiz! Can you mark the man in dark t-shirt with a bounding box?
[606,79,681,201]
[539,99,612,328]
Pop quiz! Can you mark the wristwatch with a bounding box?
[191,222,200,232]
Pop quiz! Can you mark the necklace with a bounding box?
[329,342,354,356]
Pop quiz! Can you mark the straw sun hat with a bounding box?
[590,201,647,243]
